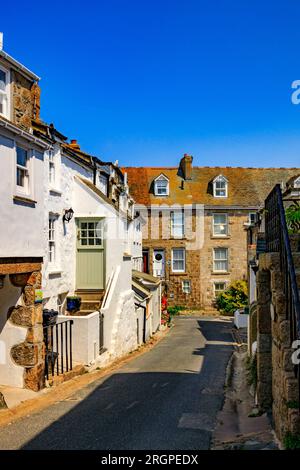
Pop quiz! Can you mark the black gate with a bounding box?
[44,319,73,380]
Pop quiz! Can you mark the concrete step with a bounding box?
[69,309,96,316]
[80,300,100,310]
[75,289,105,301]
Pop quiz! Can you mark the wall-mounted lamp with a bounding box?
[63,208,74,223]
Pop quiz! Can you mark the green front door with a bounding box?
[76,219,104,289]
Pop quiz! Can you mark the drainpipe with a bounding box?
[135,302,147,343]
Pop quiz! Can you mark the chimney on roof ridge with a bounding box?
[69,139,80,150]
[0,33,3,51]
[180,153,193,180]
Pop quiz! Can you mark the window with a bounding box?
[249,212,257,225]
[213,213,228,236]
[79,220,103,246]
[214,282,226,298]
[172,248,185,273]
[49,150,55,185]
[154,175,169,196]
[171,211,184,238]
[0,66,9,118]
[99,173,108,196]
[213,248,228,272]
[213,175,228,198]
[294,177,300,189]
[16,146,29,193]
[182,280,191,294]
[49,217,56,264]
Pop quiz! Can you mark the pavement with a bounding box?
[0,316,234,450]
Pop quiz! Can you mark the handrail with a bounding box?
[265,184,300,343]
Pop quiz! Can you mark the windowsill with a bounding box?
[171,271,186,275]
[48,269,62,276]
[211,235,230,239]
[13,195,37,205]
[212,271,230,275]
[49,188,62,196]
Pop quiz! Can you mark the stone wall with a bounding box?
[256,247,300,441]
[3,269,45,391]
[11,69,40,130]
[142,208,249,309]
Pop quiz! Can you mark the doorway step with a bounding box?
[73,289,105,316]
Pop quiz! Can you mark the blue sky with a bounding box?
[2,0,300,167]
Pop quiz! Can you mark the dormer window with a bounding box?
[213,175,228,198]
[0,65,9,119]
[293,176,300,189]
[154,174,169,196]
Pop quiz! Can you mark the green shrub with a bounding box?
[286,203,300,234]
[216,280,248,314]
[167,305,185,316]
[284,432,300,450]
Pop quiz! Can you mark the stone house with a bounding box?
[125,155,300,310]
[0,35,49,390]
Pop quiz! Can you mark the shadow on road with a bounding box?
[11,318,233,450]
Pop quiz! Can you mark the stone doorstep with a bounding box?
[0,386,45,410]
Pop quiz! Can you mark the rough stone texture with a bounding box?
[256,249,300,442]
[11,70,40,131]
[8,305,42,327]
[10,343,40,368]
[23,286,35,306]
[142,209,250,308]
[26,325,44,344]
[23,362,45,392]
[27,271,42,289]
[0,392,7,409]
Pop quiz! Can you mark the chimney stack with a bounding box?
[180,153,193,180]
[0,33,3,51]
[69,139,80,150]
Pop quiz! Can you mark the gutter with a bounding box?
[0,118,51,150]
[0,50,40,82]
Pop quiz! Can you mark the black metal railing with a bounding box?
[265,184,300,402]
[43,319,73,380]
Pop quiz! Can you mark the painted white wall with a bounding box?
[0,131,45,258]
[57,312,100,366]
[0,275,26,387]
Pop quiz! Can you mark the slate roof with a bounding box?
[124,166,300,207]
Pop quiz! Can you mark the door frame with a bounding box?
[75,217,105,290]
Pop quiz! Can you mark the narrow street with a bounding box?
[0,317,233,450]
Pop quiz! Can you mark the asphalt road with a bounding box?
[0,316,233,450]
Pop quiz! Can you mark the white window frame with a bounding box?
[172,248,185,273]
[213,248,229,273]
[154,175,169,196]
[182,279,191,294]
[0,65,10,119]
[212,213,228,237]
[48,215,57,266]
[98,172,108,196]
[214,281,227,298]
[15,144,31,196]
[294,177,300,188]
[213,175,228,198]
[171,211,184,238]
[48,149,56,186]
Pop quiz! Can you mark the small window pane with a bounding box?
[0,70,6,91]
[81,239,87,246]
[81,223,87,229]
[17,147,28,167]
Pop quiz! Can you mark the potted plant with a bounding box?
[66,296,81,312]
